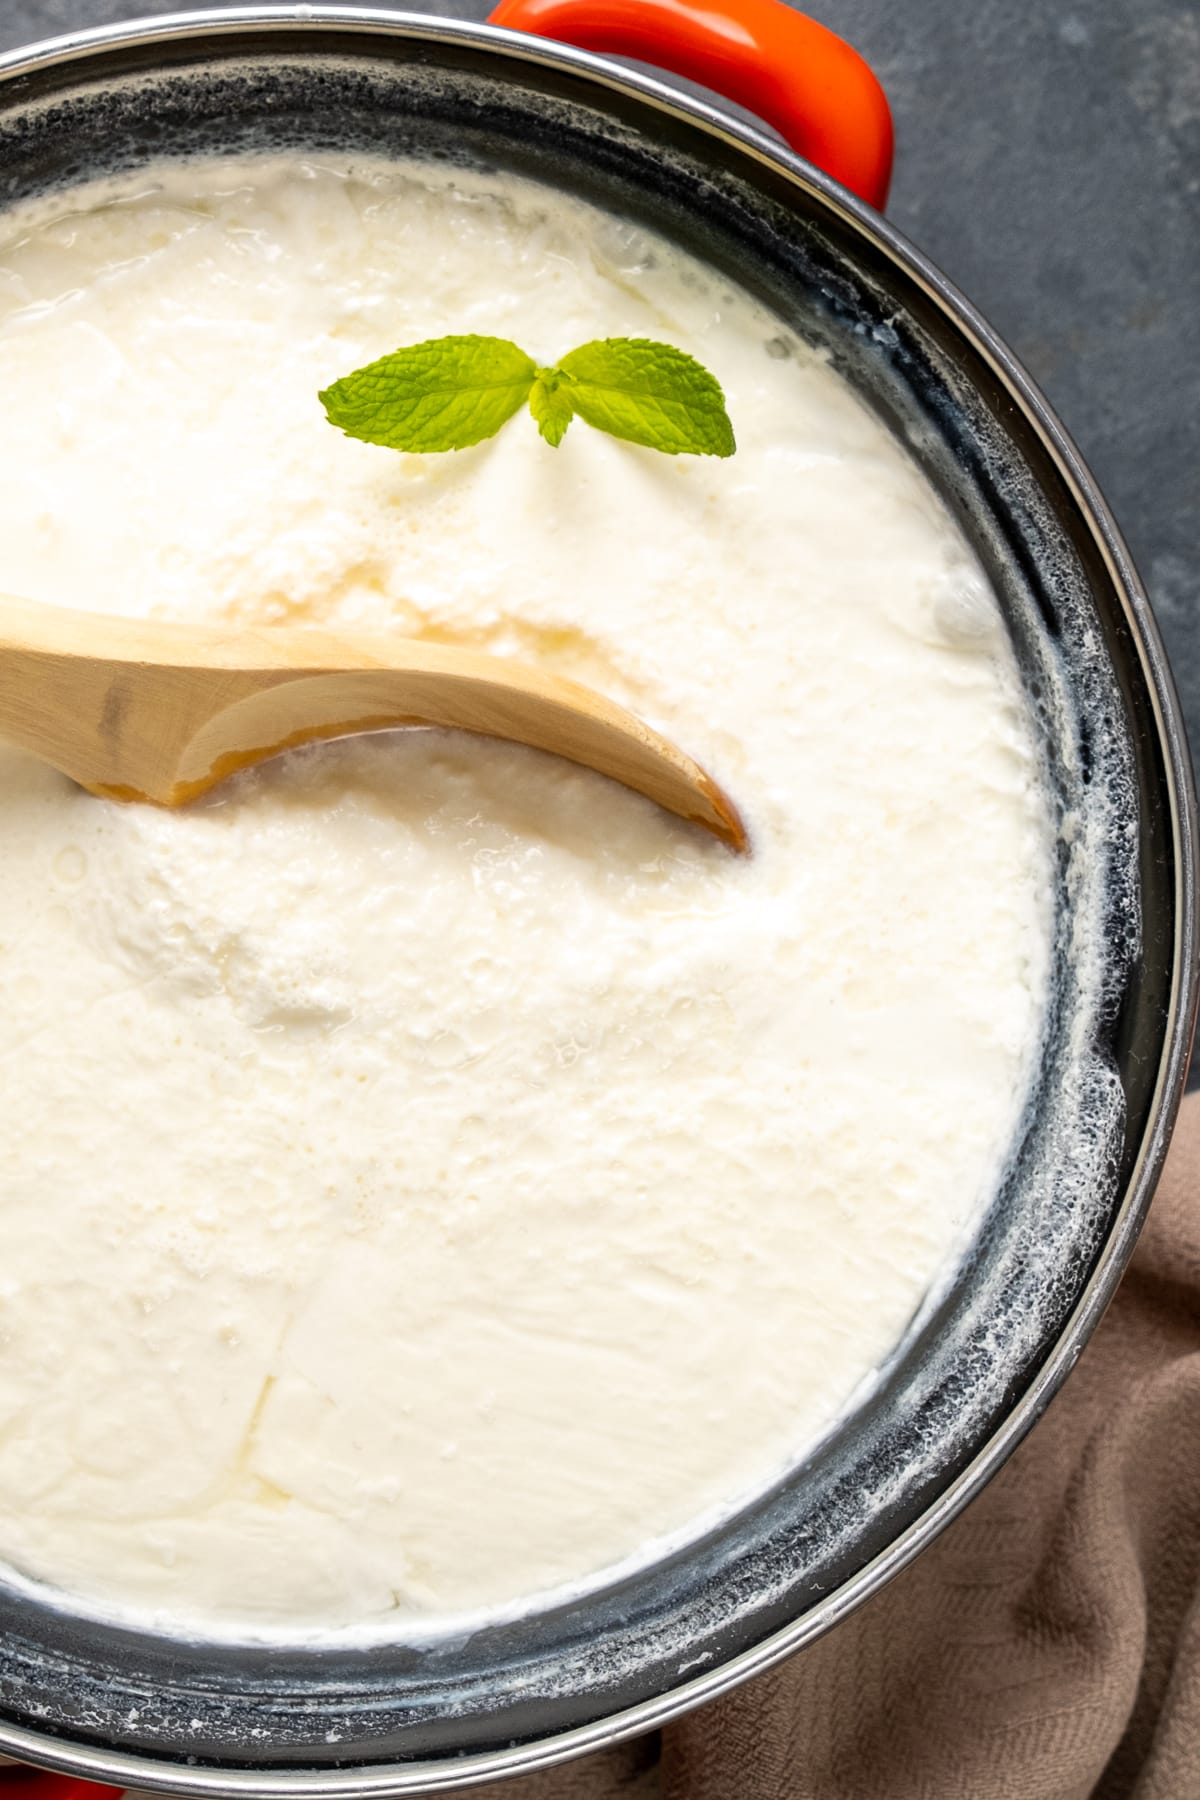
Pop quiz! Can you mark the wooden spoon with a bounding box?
[0,595,746,851]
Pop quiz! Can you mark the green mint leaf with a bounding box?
[529,368,575,447]
[319,335,537,453]
[555,338,735,457]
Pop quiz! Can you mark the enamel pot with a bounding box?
[0,3,1195,1793]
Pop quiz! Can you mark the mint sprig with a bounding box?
[320,335,735,458]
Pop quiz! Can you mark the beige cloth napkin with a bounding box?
[463,1088,1200,1800]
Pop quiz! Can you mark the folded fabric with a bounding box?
[461,1090,1200,1799]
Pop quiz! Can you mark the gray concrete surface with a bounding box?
[2,0,1198,1064]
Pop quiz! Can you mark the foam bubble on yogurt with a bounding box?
[0,156,1054,1640]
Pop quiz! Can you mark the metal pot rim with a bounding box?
[0,9,1195,1793]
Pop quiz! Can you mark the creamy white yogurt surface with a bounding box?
[0,157,1053,1639]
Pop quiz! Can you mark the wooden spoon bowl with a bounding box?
[0,595,746,851]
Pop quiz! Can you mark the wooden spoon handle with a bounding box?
[0,596,746,850]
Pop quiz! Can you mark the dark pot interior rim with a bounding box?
[0,8,1196,1794]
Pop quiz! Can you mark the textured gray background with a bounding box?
[2,0,1199,1059]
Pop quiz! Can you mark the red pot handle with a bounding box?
[487,0,893,209]
[0,1772,123,1800]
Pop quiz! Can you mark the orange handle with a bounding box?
[0,1772,122,1800]
[487,0,893,208]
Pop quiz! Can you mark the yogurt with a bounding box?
[0,157,1053,1639]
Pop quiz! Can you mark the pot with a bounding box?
[0,4,1195,1793]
